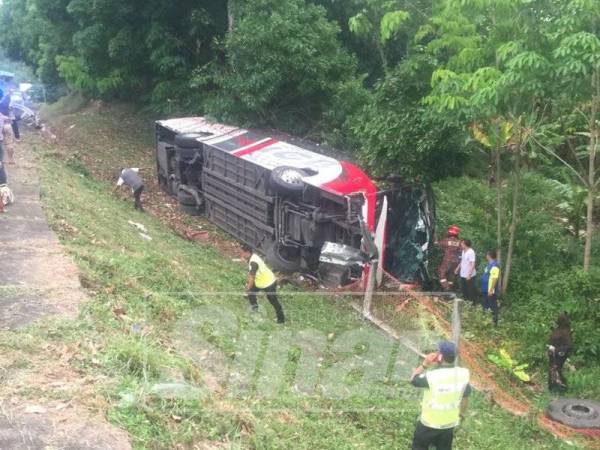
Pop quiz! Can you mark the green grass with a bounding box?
[23,127,586,449]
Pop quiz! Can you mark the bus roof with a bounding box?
[157,117,377,226]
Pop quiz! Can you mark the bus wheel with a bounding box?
[271,166,307,195]
[266,243,302,272]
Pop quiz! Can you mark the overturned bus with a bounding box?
[155,117,435,287]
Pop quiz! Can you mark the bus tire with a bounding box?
[266,242,302,272]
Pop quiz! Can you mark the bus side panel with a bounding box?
[155,124,177,195]
[201,145,276,253]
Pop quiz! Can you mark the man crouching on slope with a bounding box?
[114,167,144,211]
[410,341,471,450]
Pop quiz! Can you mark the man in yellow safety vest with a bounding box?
[246,252,285,324]
[410,341,471,450]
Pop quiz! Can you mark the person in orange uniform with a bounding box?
[436,226,461,291]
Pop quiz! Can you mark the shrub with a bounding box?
[211,0,356,135]
[347,58,469,182]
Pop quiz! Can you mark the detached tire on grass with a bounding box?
[547,398,600,429]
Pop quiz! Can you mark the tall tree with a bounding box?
[546,0,600,272]
[212,0,356,134]
[423,0,553,292]
[348,0,409,73]
[228,0,236,31]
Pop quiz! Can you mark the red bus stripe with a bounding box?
[232,138,278,157]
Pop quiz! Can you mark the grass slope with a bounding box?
[20,110,583,449]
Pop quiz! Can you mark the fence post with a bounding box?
[452,296,462,366]
[363,261,378,317]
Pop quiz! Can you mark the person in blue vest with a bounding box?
[481,249,500,325]
[410,341,471,450]
[246,251,285,324]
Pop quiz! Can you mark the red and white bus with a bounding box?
[155,117,434,286]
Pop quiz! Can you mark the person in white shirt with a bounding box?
[114,168,144,211]
[455,239,476,303]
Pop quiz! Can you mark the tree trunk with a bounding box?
[584,184,595,272]
[495,131,502,267]
[502,125,522,293]
[228,0,235,32]
[583,70,599,272]
[376,40,388,74]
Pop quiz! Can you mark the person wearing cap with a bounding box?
[246,251,285,324]
[481,249,500,325]
[436,225,461,291]
[114,168,144,211]
[410,341,471,450]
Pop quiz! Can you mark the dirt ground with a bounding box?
[0,141,131,449]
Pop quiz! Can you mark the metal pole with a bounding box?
[451,296,463,366]
[363,260,377,317]
[359,218,379,319]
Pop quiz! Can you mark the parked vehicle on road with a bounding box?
[155,117,435,286]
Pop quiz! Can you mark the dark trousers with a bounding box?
[0,162,6,184]
[11,120,20,140]
[548,347,570,391]
[437,261,457,291]
[460,277,476,303]
[412,421,454,450]
[482,292,498,325]
[247,282,285,323]
[133,185,144,210]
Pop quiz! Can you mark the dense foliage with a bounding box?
[1,0,227,106]
[0,0,470,178]
[206,0,356,134]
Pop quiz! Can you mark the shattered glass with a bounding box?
[384,186,435,284]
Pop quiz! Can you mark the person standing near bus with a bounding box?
[481,250,500,325]
[436,225,461,291]
[246,252,285,324]
[0,91,14,164]
[455,239,476,303]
